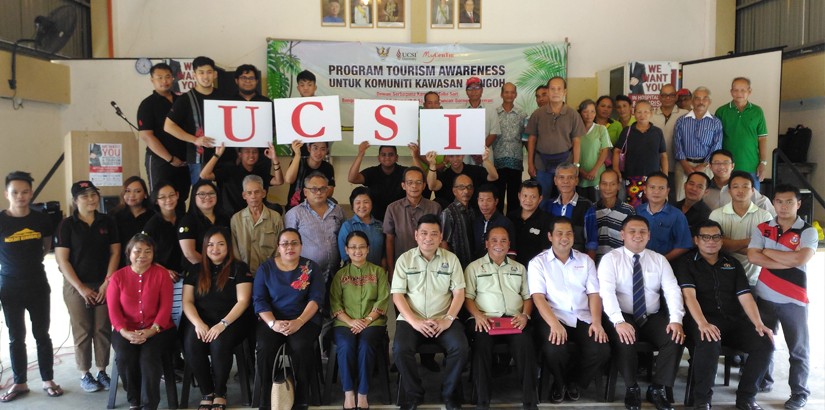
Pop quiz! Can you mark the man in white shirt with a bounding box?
[705,149,776,216]
[529,217,610,404]
[598,216,685,410]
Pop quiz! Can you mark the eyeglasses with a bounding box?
[279,240,301,248]
[404,180,424,186]
[347,245,368,250]
[454,184,473,191]
[697,234,723,242]
[196,192,217,198]
[710,161,732,166]
[156,194,177,201]
[238,76,257,81]
[305,186,329,194]
[661,93,677,98]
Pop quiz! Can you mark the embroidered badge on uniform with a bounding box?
[291,263,312,290]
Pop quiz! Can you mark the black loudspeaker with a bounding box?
[799,189,814,224]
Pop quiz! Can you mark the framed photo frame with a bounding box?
[430,0,454,28]
[350,0,374,28]
[457,0,481,29]
[321,0,346,26]
[376,0,404,28]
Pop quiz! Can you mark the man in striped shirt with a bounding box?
[584,169,635,263]
[672,87,723,201]
[747,184,817,410]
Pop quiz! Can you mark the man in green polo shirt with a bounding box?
[715,77,768,190]
[391,213,469,410]
[464,226,537,409]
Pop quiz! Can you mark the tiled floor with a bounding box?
[1,252,823,409]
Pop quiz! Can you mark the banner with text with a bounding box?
[626,61,681,109]
[267,40,567,155]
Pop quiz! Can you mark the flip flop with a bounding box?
[43,385,63,397]
[0,388,30,402]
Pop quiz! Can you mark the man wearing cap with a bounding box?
[650,84,690,199]
[672,87,722,201]
[676,88,692,111]
[526,76,586,203]
[464,76,500,166]
[715,77,769,191]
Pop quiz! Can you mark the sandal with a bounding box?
[43,384,64,397]
[198,394,214,410]
[0,388,29,402]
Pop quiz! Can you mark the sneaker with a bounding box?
[96,371,111,391]
[80,372,103,392]
[784,393,808,409]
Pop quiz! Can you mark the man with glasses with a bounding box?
[675,220,774,410]
[384,167,442,279]
[426,149,498,210]
[704,149,775,216]
[635,172,693,262]
[747,184,817,410]
[672,86,722,201]
[348,143,415,221]
[284,140,336,210]
[651,84,690,199]
[230,175,284,274]
[440,174,477,269]
[716,77,769,191]
[284,171,344,283]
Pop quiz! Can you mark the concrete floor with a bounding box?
[0,252,823,409]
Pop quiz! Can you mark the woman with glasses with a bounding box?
[107,233,174,410]
[54,180,120,394]
[142,181,184,280]
[178,180,229,270]
[330,230,389,410]
[182,227,253,410]
[253,228,324,410]
[110,176,154,268]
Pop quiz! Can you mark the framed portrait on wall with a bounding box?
[350,0,374,28]
[457,0,481,28]
[321,0,346,26]
[430,0,453,28]
[377,0,404,28]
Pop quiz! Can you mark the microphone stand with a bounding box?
[112,103,139,131]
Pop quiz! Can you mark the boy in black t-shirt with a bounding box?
[0,171,63,401]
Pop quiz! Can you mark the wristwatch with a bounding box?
[220,319,230,328]
[759,160,768,166]
[151,324,162,333]
[267,320,276,329]
[444,314,456,321]
[573,162,581,168]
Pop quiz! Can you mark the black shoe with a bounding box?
[421,356,441,372]
[565,382,580,401]
[624,385,642,410]
[736,398,763,410]
[647,386,675,410]
[444,399,461,410]
[549,383,565,404]
[399,403,418,410]
[757,380,773,393]
[694,403,711,410]
[785,393,808,409]
[522,403,538,410]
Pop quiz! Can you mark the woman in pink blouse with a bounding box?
[107,233,174,410]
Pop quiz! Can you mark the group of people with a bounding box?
[0,58,816,410]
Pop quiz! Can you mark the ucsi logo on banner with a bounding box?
[207,97,486,155]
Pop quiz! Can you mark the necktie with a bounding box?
[632,253,647,327]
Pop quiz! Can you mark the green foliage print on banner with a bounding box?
[516,43,567,97]
[267,40,303,156]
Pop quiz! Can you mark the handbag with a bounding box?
[270,344,295,409]
[618,127,631,172]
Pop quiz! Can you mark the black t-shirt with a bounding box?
[141,211,184,273]
[0,210,54,289]
[137,91,186,159]
[166,88,228,164]
[434,164,489,209]
[214,162,272,217]
[286,159,336,208]
[507,208,552,266]
[615,124,666,177]
[360,164,406,221]
[177,210,231,257]
[675,249,750,320]
[676,199,712,234]
[111,208,154,268]
[183,260,252,325]
[55,211,119,285]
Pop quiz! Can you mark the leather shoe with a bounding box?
[647,386,675,410]
[443,399,461,410]
[399,403,417,410]
[565,382,581,401]
[784,393,807,410]
[549,383,565,404]
[694,403,712,410]
[624,385,642,410]
[522,403,538,410]
[735,398,763,410]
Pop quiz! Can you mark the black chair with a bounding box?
[322,331,392,405]
[251,339,323,407]
[107,351,178,409]
[395,342,464,406]
[604,341,675,403]
[683,346,745,406]
[468,340,525,405]
[179,341,253,408]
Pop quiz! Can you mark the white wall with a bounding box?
[111,0,718,77]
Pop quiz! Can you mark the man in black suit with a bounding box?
[459,0,480,24]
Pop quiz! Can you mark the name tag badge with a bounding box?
[529,228,540,235]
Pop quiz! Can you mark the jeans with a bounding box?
[333,325,385,394]
[393,320,469,405]
[758,298,810,396]
[188,163,202,186]
[0,285,54,384]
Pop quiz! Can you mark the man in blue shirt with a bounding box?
[635,172,693,262]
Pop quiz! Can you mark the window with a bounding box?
[736,0,825,55]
